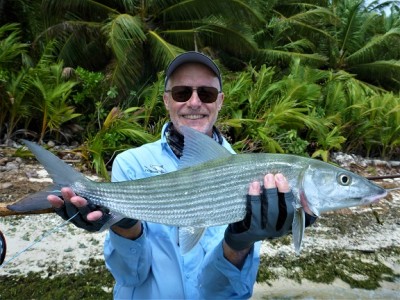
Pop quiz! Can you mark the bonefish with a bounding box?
[8,126,388,254]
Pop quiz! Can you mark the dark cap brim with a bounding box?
[165,51,222,89]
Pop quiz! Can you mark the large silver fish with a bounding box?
[10,127,387,254]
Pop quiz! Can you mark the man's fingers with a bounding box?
[47,195,64,208]
[274,173,290,193]
[70,196,88,207]
[248,181,261,196]
[264,173,276,189]
[87,211,103,222]
[48,187,88,209]
[60,187,76,201]
[47,186,74,209]
[252,173,290,193]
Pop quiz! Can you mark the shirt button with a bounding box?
[130,248,137,254]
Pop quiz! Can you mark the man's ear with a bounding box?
[163,93,170,111]
[217,92,224,111]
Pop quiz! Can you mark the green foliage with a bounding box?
[220,60,343,157]
[0,25,80,144]
[82,107,156,180]
[39,0,264,98]
[0,259,114,299]
[140,73,169,135]
[277,129,309,156]
[257,247,397,290]
[0,23,31,143]
[0,23,29,68]
[325,0,400,91]
[1,70,32,144]
[311,126,347,162]
[72,67,105,107]
[2,0,400,172]
[29,60,80,143]
[344,92,400,158]
[71,67,110,137]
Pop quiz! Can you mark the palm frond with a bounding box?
[281,39,317,53]
[0,23,28,67]
[104,14,147,95]
[338,1,365,56]
[161,0,265,25]
[105,14,146,56]
[41,0,118,21]
[256,48,328,66]
[163,15,258,56]
[348,60,400,90]
[38,21,106,69]
[346,27,400,65]
[147,30,185,69]
[196,22,258,56]
[275,8,336,40]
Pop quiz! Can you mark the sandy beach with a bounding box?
[0,153,399,299]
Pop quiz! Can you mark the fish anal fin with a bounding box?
[178,227,206,255]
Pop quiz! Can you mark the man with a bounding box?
[48,51,311,298]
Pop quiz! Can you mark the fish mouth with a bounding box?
[361,191,388,204]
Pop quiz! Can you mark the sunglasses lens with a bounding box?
[170,86,219,103]
[197,87,218,103]
[171,86,193,102]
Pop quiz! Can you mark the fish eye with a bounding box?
[337,173,352,186]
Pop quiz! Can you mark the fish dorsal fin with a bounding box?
[178,226,206,255]
[178,126,232,169]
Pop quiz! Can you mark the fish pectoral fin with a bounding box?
[292,207,305,255]
[178,226,206,255]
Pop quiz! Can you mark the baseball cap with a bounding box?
[164,51,222,89]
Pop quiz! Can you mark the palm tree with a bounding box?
[325,0,400,91]
[252,0,400,91]
[253,0,333,68]
[36,0,264,100]
[297,0,400,91]
[0,23,31,144]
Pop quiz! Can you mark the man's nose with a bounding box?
[186,90,202,107]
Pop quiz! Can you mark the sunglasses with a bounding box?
[165,86,221,103]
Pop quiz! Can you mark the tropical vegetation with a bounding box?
[1,0,400,178]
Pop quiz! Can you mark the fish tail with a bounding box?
[7,140,88,212]
[22,140,88,187]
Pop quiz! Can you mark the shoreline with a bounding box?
[0,153,399,298]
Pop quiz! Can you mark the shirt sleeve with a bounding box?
[104,224,151,286]
[104,152,153,287]
[198,240,261,298]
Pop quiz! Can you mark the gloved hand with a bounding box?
[225,173,295,251]
[48,187,137,232]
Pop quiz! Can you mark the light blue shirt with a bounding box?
[104,123,261,299]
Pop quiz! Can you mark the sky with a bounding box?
[365,0,397,14]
